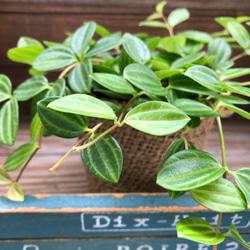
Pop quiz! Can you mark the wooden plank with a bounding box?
[1,236,250,250]
[0,194,249,239]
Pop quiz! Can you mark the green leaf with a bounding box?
[81,134,123,183]
[48,94,117,120]
[178,30,212,43]
[233,167,250,202]
[185,65,224,92]
[91,73,136,95]
[3,143,37,171]
[157,149,225,191]
[17,37,43,48]
[6,182,24,202]
[150,57,170,71]
[220,68,250,81]
[95,24,111,37]
[118,49,134,74]
[124,63,168,96]
[0,74,12,102]
[68,59,92,93]
[7,46,44,65]
[123,33,151,64]
[168,8,190,28]
[155,69,183,80]
[187,116,201,129]
[225,223,250,249]
[191,178,247,212]
[30,113,42,144]
[174,98,220,117]
[145,37,161,52]
[13,75,49,101]
[159,36,186,54]
[156,1,167,16]
[85,33,122,58]
[123,101,190,136]
[169,74,216,95]
[177,217,225,245]
[0,169,12,185]
[0,98,18,146]
[213,94,249,105]
[47,78,66,97]
[70,22,96,58]
[33,45,76,71]
[227,22,250,49]
[139,21,167,28]
[168,190,186,200]
[221,81,250,97]
[215,17,237,28]
[38,97,89,138]
[219,102,250,119]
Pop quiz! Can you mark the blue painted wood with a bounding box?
[0,194,249,239]
[0,236,250,250]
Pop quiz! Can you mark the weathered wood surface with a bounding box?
[0,114,249,195]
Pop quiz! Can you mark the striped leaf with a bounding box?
[0,74,12,102]
[30,113,42,144]
[168,8,190,28]
[157,150,225,191]
[81,134,123,183]
[190,178,247,212]
[177,217,225,245]
[0,98,18,146]
[6,182,24,202]
[220,68,250,81]
[3,143,37,171]
[0,169,12,185]
[33,45,76,71]
[47,78,66,97]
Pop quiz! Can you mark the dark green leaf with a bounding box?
[177,217,225,245]
[37,97,89,138]
[48,94,117,120]
[187,116,201,129]
[3,143,37,171]
[168,190,186,200]
[85,33,123,58]
[157,149,225,191]
[47,78,66,97]
[68,59,92,93]
[0,169,12,185]
[0,74,12,102]
[81,134,123,182]
[123,33,151,64]
[33,45,76,71]
[93,64,119,75]
[118,49,134,74]
[13,75,49,101]
[70,22,96,58]
[124,63,169,96]
[123,101,190,136]
[168,8,190,28]
[0,98,18,146]
[6,182,24,202]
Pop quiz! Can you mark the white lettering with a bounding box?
[161,244,169,250]
[92,215,111,228]
[137,244,154,250]
[225,241,239,250]
[134,218,150,227]
[117,246,130,250]
[176,243,189,250]
[171,215,189,227]
[23,245,39,250]
[198,243,209,250]
[114,216,127,228]
[231,214,243,225]
[210,214,219,226]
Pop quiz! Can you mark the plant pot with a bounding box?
[84,117,215,193]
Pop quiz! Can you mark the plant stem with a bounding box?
[241,81,250,87]
[231,52,246,62]
[162,16,174,36]
[89,58,105,63]
[58,62,80,79]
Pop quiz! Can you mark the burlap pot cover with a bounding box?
[84,117,215,193]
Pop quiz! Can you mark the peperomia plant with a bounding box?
[1,1,250,249]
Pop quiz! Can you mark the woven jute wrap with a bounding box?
[84,116,215,193]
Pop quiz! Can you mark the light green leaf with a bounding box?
[85,33,122,58]
[91,73,136,95]
[177,217,225,245]
[220,68,250,81]
[213,94,249,105]
[6,182,24,202]
[17,36,43,48]
[30,113,42,144]
[221,81,250,97]
[33,45,76,71]
[227,21,250,49]
[123,101,190,136]
[3,143,37,171]
[157,149,225,191]
[68,59,92,93]
[81,134,123,183]
[70,22,96,58]
[178,30,212,43]
[233,167,250,202]
[7,45,44,65]
[191,178,247,212]
[219,102,250,119]
[145,37,161,51]
[13,75,49,101]
[168,8,190,28]
[215,17,237,28]
[139,21,167,28]
[95,24,111,37]
[155,69,183,80]
[174,98,220,117]
[225,223,250,249]
[47,78,66,97]
[0,74,12,102]
[150,57,170,70]
[146,12,163,21]
[48,94,117,120]
[123,33,151,64]
[0,169,12,185]
[159,36,186,54]
[156,1,167,16]
[0,98,18,146]
[124,63,169,96]
[185,65,223,92]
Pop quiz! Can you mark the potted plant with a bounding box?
[0,1,250,249]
